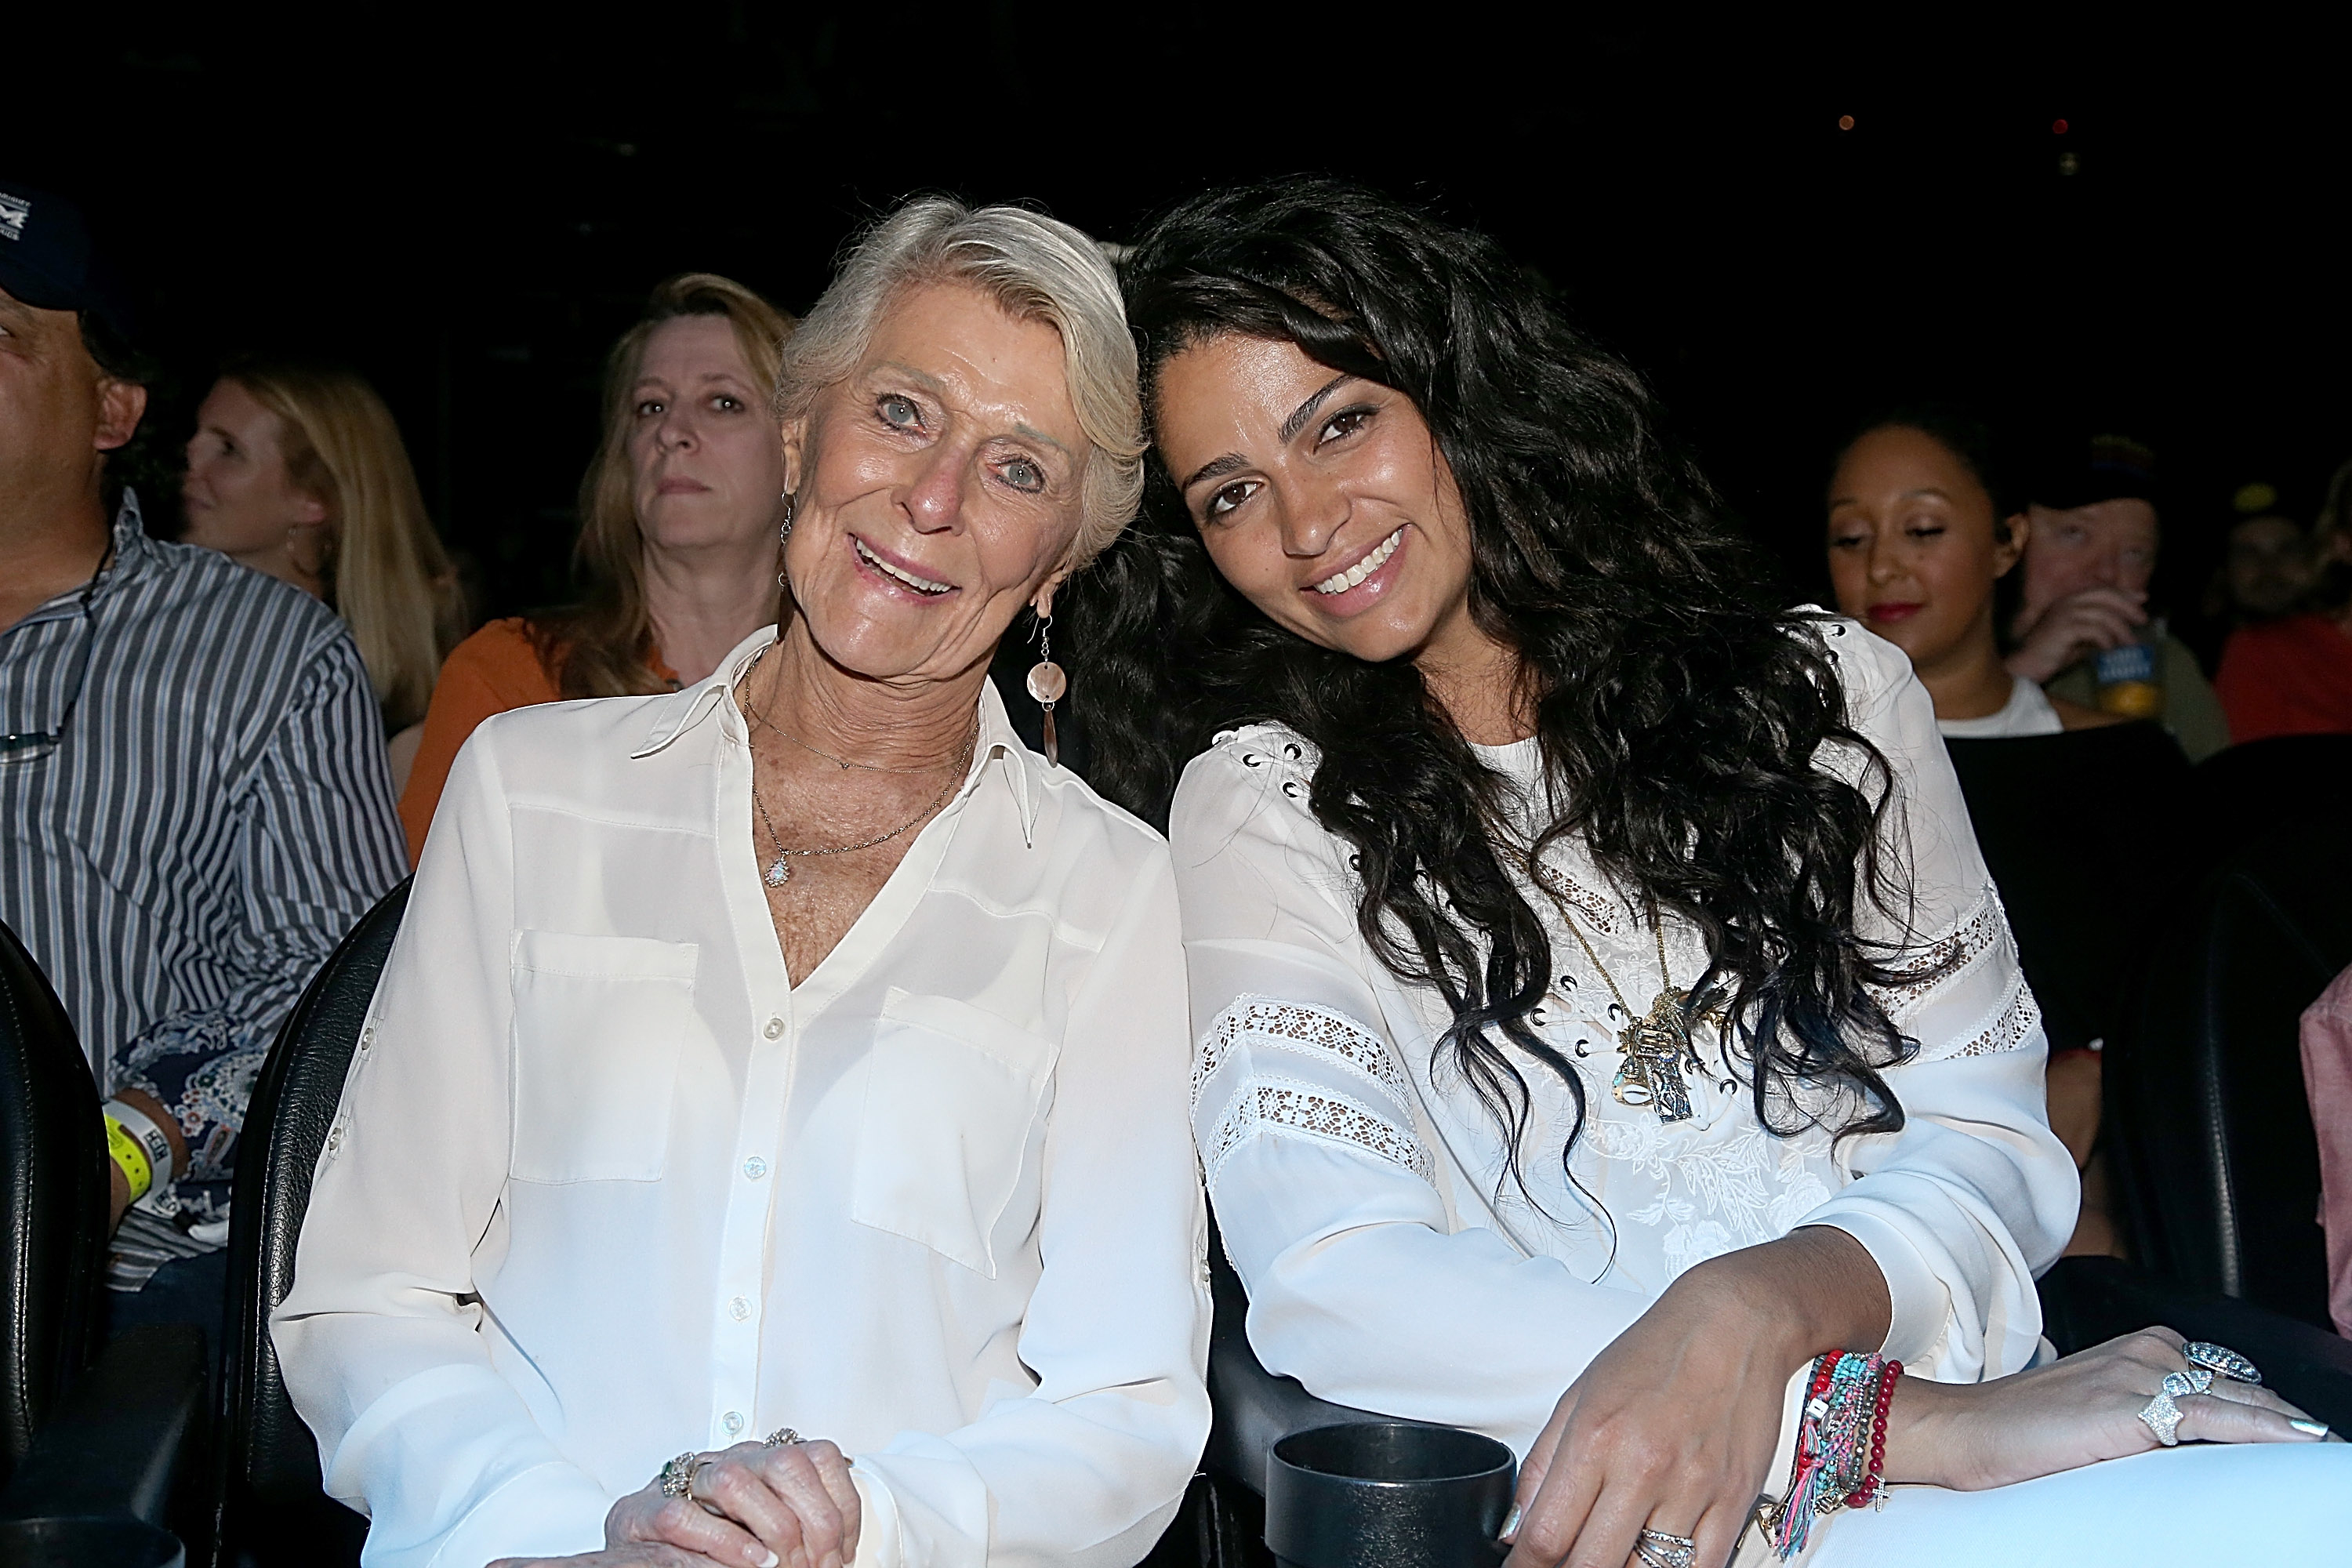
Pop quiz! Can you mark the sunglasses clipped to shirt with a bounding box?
[0,544,111,764]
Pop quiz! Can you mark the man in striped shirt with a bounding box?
[2,182,405,1320]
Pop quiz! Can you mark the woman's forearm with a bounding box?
[1675,1225,1894,1365]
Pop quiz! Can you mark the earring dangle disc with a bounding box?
[1025,660,1066,705]
[1026,613,1065,768]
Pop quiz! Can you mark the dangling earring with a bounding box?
[776,493,796,590]
[1025,611,1066,769]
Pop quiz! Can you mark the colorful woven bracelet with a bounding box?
[1768,1350,1903,1559]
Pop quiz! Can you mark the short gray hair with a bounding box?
[777,198,1144,569]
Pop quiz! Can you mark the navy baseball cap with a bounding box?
[0,178,139,345]
[2027,433,2162,513]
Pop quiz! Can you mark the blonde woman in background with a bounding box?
[397,273,793,862]
[182,360,467,789]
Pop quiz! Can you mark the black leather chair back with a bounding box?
[2105,829,2352,1327]
[1944,721,2192,1054]
[0,919,106,1492]
[212,881,408,1567]
[2186,734,2352,868]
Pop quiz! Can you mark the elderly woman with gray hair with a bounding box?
[274,200,1207,1568]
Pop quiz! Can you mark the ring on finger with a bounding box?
[2183,1341,2262,1385]
[763,1427,804,1447]
[658,1451,699,1500]
[688,1458,722,1503]
[2162,1369,2215,1399]
[2138,1390,2184,1446]
[1635,1528,1698,1568]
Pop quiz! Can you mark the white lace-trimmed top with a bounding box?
[1171,619,2078,1455]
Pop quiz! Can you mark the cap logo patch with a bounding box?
[0,192,27,241]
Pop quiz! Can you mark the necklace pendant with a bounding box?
[764,855,792,887]
[1619,990,1697,1123]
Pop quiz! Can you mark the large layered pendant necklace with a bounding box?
[1535,869,1710,1123]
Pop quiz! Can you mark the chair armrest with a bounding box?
[1204,1261,1403,1496]
[2040,1256,2352,1429]
[0,1324,207,1527]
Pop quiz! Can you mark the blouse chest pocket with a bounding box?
[851,989,1057,1277]
[509,931,699,1184]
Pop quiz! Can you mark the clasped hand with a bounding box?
[488,1436,861,1568]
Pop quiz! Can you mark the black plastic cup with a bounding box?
[0,1516,184,1568]
[1265,1421,1515,1568]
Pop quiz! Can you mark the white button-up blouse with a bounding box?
[1174,621,2078,1455]
[274,627,1210,1568]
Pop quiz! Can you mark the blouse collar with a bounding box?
[630,623,1043,848]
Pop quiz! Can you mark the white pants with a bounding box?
[1808,1443,2352,1566]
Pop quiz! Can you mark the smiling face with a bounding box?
[626,314,788,554]
[1152,332,1479,670]
[181,377,327,559]
[779,281,1087,685]
[1824,425,2019,676]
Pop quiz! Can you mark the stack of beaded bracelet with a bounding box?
[1766,1350,1903,1560]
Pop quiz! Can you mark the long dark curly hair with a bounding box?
[1065,179,1922,1196]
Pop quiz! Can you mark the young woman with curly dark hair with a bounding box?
[1066,180,2344,1566]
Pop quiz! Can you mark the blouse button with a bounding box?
[722,1410,746,1436]
[742,1156,768,1181]
[763,1017,785,1040]
[728,1296,753,1322]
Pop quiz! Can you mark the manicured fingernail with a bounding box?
[2292,1419,2330,1438]
[757,1552,779,1568]
[1499,1504,1522,1541]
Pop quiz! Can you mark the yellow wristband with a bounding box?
[105,1116,154,1203]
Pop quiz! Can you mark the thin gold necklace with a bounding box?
[748,759,966,887]
[735,650,978,887]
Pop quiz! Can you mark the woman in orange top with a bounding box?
[400,274,794,861]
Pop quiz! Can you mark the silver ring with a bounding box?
[658,1450,699,1499]
[2184,1341,2261,1385]
[763,1427,803,1447]
[688,1458,720,1502]
[2138,1390,2184,1446]
[2162,1368,2215,1399]
[1636,1529,1698,1568]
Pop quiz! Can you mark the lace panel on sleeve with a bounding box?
[1193,995,1412,1110]
[1205,1079,1436,1186]
[1193,995,1433,1187]
[1864,883,2005,1026]
[1952,979,2042,1058]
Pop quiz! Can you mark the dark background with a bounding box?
[8,6,2346,627]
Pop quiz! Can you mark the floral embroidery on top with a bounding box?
[1195,996,1410,1111]
[1584,1120,1837,1278]
[1206,1077,1434,1186]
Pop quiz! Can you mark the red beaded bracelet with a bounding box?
[1843,1357,1903,1508]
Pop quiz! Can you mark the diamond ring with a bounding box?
[2162,1369,2215,1399]
[2184,1341,2260,1385]
[2139,1390,2184,1446]
[763,1427,803,1447]
[1636,1529,1698,1568]
[658,1450,699,1498]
